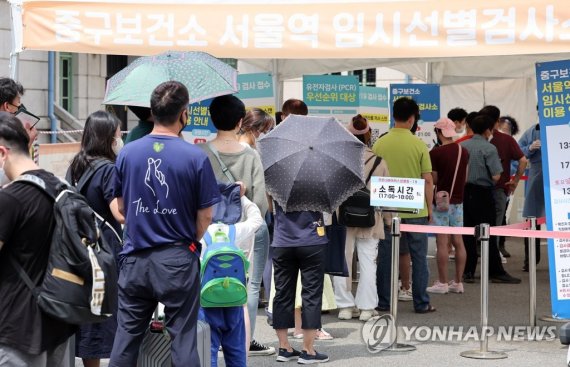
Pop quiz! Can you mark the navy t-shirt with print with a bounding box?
[271,203,329,248]
[114,135,221,255]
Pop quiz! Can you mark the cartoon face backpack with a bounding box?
[200,182,249,308]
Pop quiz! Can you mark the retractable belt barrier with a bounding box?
[386,216,567,360]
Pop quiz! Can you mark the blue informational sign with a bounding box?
[536,60,570,319]
[234,73,274,99]
[360,86,389,108]
[182,98,216,144]
[390,84,440,122]
[389,83,440,149]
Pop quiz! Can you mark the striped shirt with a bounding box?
[460,135,502,187]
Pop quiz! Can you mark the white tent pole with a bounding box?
[425,62,432,84]
[272,59,283,112]
[9,1,21,80]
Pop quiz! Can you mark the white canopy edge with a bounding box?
[243,53,570,85]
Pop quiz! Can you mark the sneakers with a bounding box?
[490,273,521,284]
[250,339,276,356]
[277,348,302,362]
[398,287,413,301]
[426,281,449,294]
[298,350,329,364]
[500,252,507,264]
[315,328,333,340]
[337,307,360,320]
[463,273,475,284]
[359,309,378,321]
[448,280,464,294]
[499,244,511,258]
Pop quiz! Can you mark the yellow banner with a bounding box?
[20,1,570,58]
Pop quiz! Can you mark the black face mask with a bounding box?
[411,121,418,134]
[179,111,188,135]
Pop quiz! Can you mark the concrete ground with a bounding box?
[77,238,569,367]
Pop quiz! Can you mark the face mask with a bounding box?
[487,134,494,142]
[113,137,124,155]
[0,159,9,187]
[456,127,466,135]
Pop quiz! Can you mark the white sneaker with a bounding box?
[338,308,356,320]
[426,281,449,294]
[359,309,378,321]
[398,287,413,301]
[500,252,507,264]
[448,281,464,294]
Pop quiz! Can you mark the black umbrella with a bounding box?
[257,114,366,212]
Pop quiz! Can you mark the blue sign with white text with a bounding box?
[536,59,570,319]
[390,84,440,122]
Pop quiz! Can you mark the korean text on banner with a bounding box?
[536,59,570,319]
[390,83,440,149]
[359,86,389,144]
[370,176,425,210]
[303,75,359,124]
[234,73,275,116]
[19,1,570,58]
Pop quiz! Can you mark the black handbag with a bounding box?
[324,213,349,277]
[338,156,382,228]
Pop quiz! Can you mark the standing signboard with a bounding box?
[390,84,440,149]
[234,73,276,117]
[303,75,359,124]
[536,60,570,319]
[359,86,389,144]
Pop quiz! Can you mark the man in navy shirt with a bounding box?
[110,81,221,367]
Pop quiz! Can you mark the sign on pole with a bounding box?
[303,75,359,124]
[390,84,441,149]
[536,59,570,319]
[370,177,425,209]
[182,73,276,144]
[234,73,276,117]
[359,86,389,144]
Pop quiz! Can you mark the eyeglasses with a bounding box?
[7,102,23,114]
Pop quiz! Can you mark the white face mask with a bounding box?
[456,127,466,135]
[487,134,494,142]
[113,137,124,155]
[0,159,9,187]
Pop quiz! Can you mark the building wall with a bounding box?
[2,0,109,142]
[1,0,50,142]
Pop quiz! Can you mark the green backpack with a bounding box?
[200,224,249,307]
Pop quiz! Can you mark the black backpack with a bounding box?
[9,173,118,325]
[338,156,382,228]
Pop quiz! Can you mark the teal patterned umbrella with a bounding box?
[103,51,237,107]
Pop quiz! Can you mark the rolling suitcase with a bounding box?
[138,309,211,367]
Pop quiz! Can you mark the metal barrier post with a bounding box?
[386,217,416,352]
[461,224,507,359]
[528,217,538,332]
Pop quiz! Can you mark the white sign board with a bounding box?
[370,177,425,209]
[545,124,570,300]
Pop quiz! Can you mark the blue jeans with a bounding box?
[200,307,246,367]
[247,222,269,338]
[377,217,430,312]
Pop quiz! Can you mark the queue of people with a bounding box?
[0,74,543,366]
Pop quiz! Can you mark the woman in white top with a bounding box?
[334,115,390,322]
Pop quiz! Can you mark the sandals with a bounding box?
[415,304,436,314]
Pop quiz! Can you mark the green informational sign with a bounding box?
[303,75,360,124]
